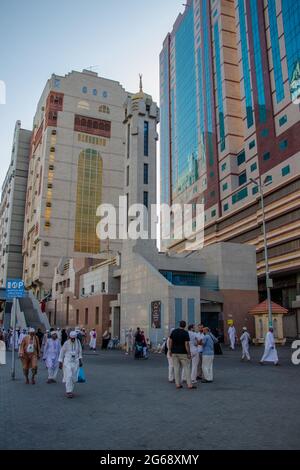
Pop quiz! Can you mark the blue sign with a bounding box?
[6,279,25,299]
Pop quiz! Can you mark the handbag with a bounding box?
[77,366,86,383]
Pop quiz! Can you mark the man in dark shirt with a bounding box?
[169,321,195,389]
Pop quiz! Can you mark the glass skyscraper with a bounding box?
[160,0,300,311]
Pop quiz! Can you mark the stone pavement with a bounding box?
[0,345,299,450]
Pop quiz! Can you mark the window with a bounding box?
[144,163,149,185]
[188,299,195,325]
[221,162,226,172]
[85,308,89,325]
[66,297,70,325]
[239,171,247,186]
[144,121,149,156]
[252,186,259,195]
[237,151,246,166]
[265,175,272,184]
[82,87,88,94]
[91,285,95,294]
[127,124,130,159]
[143,191,149,209]
[279,140,288,150]
[102,91,108,98]
[222,182,228,191]
[223,203,229,212]
[210,171,214,178]
[268,0,285,103]
[263,152,270,161]
[250,162,257,172]
[175,298,183,327]
[76,309,79,325]
[93,89,97,96]
[249,140,256,149]
[81,288,85,296]
[210,190,215,198]
[211,209,216,217]
[261,128,269,137]
[282,165,291,177]
[279,115,288,127]
[101,282,106,293]
[232,187,248,204]
[54,79,60,89]
[96,307,100,325]
[126,166,129,187]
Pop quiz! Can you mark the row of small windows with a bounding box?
[82,87,108,98]
[78,133,107,147]
[223,165,291,211]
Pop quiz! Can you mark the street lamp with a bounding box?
[250,176,273,328]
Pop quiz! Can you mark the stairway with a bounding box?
[18,295,50,331]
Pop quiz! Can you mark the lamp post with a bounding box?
[251,177,273,328]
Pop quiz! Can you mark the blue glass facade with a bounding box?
[197,48,206,167]
[214,21,226,152]
[144,121,149,156]
[160,44,170,204]
[268,0,285,103]
[202,0,214,167]
[172,4,198,195]
[282,0,300,101]
[238,0,254,128]
[249,0,266,123]
[188,299,195,325]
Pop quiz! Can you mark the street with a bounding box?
[0,345,299,450]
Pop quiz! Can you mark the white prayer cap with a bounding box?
[50,330,57,336]
[243,327,247,331]
[69,331,77,338]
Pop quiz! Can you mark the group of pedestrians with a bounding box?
[165,321,280,390]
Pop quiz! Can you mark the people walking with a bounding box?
[59,331,83,398]
[187,325,199,385]
[260,327,279,366]
[196,324,204,380]
[165,330,174,382]
[169,321,195,390]
[0,331,6,365]
[125,328,134,355]
[19,328,41,384]
[200,327,215,383]
[102,330,111,350]
[228,324,237,350]
[36,328,44,348]
[43,330,61,383]
[89,328,97,351]
[61,329,68,346]
[240,327,251,361]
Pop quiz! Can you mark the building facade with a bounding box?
[22,70,128,298]
[0,121,31,286]
[160,0,300,318]
[46,84,259,345]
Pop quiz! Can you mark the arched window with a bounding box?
[82,86,88,94]
[259,319,263,339]
[75,116,80,126]
[87,120,93,128]
[75,149,103,254]
[93,121,98,129]
[93,89,97,96]
[81,119,86,127]
[273,318,278,338]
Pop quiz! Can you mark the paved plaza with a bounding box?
[0,345,299,450]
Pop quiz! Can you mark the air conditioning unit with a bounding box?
[52,130,57,136]
[50,147,55,152]
[47,184,53,189]
[45,221,51,228]
[49,165,54,171]
[46,202,52,208]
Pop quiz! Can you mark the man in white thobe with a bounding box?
[43,330,61,383]
[89,329,97,351]
[260,328,279,365]
[59,331,83,398]
[188,325,199,384]
[228,325,237,350]
[125,329,134,355]
[240,327,251,361]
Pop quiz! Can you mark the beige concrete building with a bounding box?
[0,121,31,286]
[22,70,128,299]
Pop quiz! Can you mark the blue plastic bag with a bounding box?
[77,366,86,383]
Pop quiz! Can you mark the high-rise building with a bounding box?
[160,0,300,316]
[22,70,128,298]
[0,121,31,286]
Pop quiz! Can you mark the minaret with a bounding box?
[123,76,160,247]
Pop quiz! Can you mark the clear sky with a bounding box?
[0,0,183,188]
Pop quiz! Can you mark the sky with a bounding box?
[0,0,183,188]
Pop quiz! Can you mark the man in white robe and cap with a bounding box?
[228,324,237,350]
[260,327,279,365]
[89,328,97,351]
[43,330,61,383]
[59,331,83,398]
[240,327,251,361]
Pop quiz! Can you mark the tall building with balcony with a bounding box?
[22,70,128,298]
[0,121,31,286]
[160,0,300,324]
